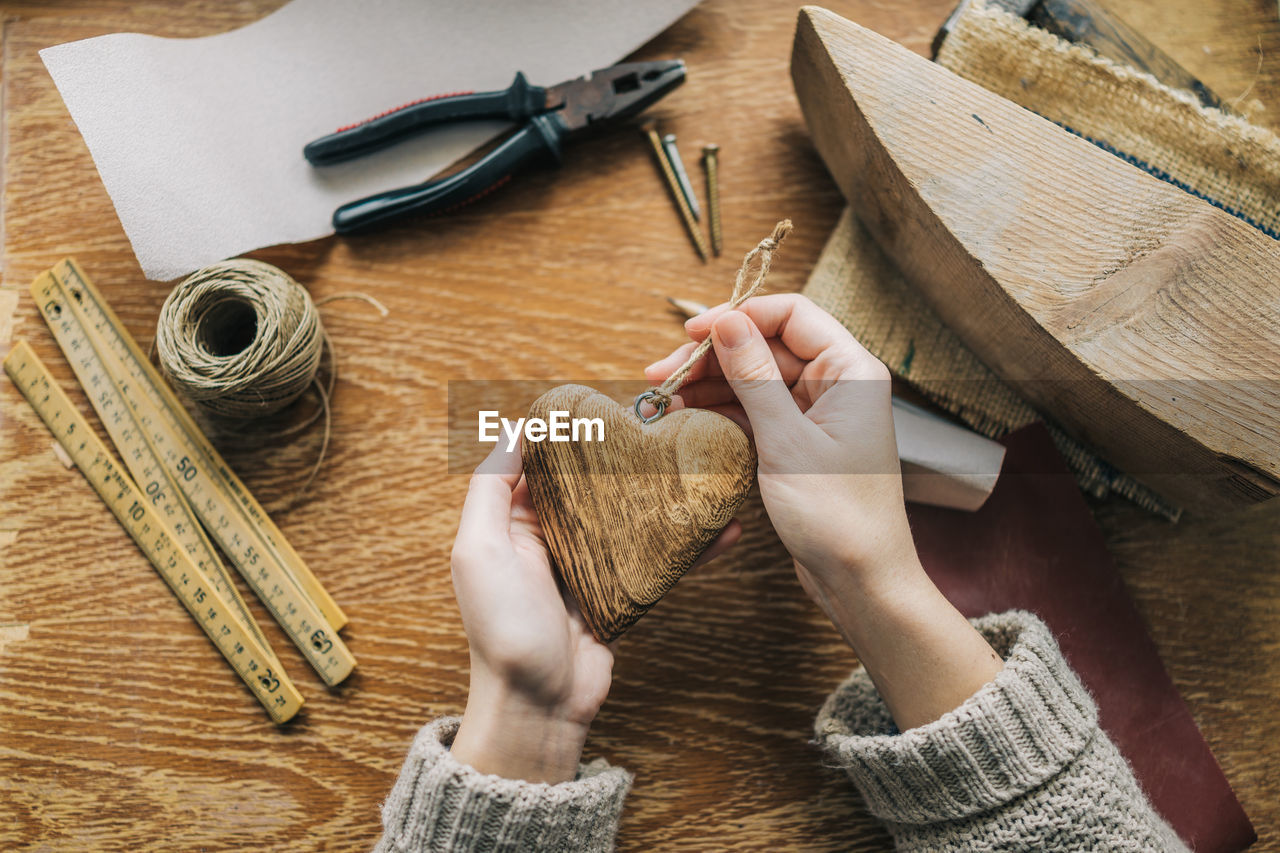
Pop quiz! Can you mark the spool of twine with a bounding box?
[156,260,325,420]
[155,260,388,503]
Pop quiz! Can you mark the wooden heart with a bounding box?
[522,384,756,642]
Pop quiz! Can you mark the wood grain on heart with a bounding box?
[523,384,756,641]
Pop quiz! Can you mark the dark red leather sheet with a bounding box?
[908,424,1255,852]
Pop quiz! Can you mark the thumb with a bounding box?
[456,442,521,546]
[710,310,800,440]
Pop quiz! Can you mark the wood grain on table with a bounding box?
[0,1,1277,850]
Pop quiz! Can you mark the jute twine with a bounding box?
[646,219,792,409]
[155,259,387,499]
[157,260,324,419]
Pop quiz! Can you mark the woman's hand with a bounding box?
[646,294,1002,729]
[646,294,916,617]
[449,444,613,784]
[449,442,738,782]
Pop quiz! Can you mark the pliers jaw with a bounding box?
[546,60,686,133]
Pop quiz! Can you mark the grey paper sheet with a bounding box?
[41,0,699,280]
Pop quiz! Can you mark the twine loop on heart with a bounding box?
[635,219,793,422]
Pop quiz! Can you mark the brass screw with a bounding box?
[702,144,722,256]
[661,133,701,221]
[644,126,709,262]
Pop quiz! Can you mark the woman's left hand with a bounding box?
[449,442,738,782]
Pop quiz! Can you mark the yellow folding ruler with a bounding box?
[9,259,356,719]
[6,342,304,722]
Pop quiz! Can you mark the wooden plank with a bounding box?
[791,6,1280,514]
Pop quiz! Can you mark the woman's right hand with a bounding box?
[645,294,920,620]
[646,294,1003,729]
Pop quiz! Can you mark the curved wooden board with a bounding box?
[791,6,1280,512]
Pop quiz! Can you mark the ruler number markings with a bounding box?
[32,274,282,673]
[57,261,347,632]
[3,343,302,723]
[40,263,353,685]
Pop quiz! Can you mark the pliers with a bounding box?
[304,60,686,234]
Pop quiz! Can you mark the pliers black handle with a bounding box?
[306,73,562,233]
[304,72,546,166]
[306,60,686,234]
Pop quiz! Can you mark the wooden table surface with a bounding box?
[1,1,1277,850]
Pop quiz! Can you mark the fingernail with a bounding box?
[644,359,662,373]
[715,311,751,349]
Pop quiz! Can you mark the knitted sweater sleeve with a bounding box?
[372,717,632,852]
[814,610,1190,852]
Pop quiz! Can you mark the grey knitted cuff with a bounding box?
[814,610,1098,825]
[375,717,633,853]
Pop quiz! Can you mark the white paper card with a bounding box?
[41,0,699,280]
[893,397,1007,511]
